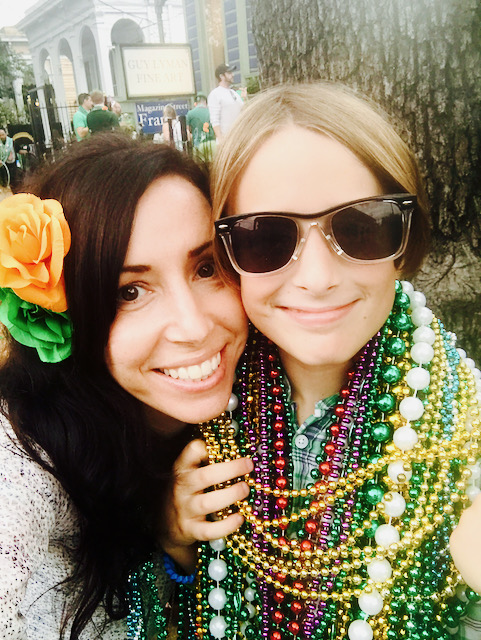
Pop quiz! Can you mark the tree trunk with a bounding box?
[251,0,481,361]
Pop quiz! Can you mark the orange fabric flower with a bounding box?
[0,193,71,312]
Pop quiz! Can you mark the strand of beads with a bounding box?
[177,581,198,640]
[198,396,244,638]
[205,538,229,639]
[197,284,480,640]
[458,348,481,503]
[347,282,480,640]
[266,331,374,639]
[198,389,245,639]
[236,337,263,639]
[229,334,275,639]
[260,339,283,638]
[126,559,168,640]
[222,318,408,636]
[127,569,145,640]
[304,329,386,638]
[440,346,481,634]
[326,284,407,639]
[366,287,464,640]
[233,322,405,640]
[348,282,438,640]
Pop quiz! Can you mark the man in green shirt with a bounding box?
[87,91,119,135]
[72,93,93,142]
[186,95,214,148]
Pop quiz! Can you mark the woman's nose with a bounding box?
[289,223,342,292]
[163,288,214,345]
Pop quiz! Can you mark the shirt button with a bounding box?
[294,434,309,449]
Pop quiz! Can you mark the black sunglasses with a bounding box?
[215,194,415,276]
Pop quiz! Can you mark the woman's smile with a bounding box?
[106,176,248,431]
[160,351,221,381]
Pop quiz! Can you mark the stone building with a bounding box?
[17,0,257,145]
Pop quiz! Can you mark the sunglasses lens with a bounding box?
[331,202,404,260]
[230,216,298,273]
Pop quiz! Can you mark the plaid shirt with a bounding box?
[288,387,339,492]
[286,383,481,639]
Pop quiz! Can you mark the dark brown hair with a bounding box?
[0,133,209,638]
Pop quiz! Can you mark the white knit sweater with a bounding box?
[0,417,126,639]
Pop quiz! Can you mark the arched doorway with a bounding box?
[58,39,77,109]
[81,26,101,91]
[110,19,144,95]
[111,19,144,45]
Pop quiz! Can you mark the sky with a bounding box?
[0,0,39,29]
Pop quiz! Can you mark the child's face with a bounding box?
[106,176,247,433]
[228,125,400,380]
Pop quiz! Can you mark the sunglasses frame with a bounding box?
[215,194,416,276]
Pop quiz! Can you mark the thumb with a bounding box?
[173,438,208,474]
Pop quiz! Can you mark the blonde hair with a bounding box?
[211,82,430,275]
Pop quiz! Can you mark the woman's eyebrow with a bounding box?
[120,264,151,274]
[119,241,212,273]
[189,240,213,258]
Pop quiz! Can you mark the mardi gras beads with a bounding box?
[126,282,480,640]
[197,282,480,640]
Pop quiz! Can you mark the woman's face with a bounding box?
[228,125,400,380]
[106,176,248,434]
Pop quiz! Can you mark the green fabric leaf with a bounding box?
[0,287,73,363]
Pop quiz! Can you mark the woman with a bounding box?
[0,133,250,639]
[162,83,481,640]
[162,104,185,151]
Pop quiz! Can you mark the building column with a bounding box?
[48,45,72,138]
[70,32,89,95]
[31,51,52,147]
[93,22,114,95]
[193,0,216,93]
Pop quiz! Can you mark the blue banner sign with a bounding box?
[135,100,190,133]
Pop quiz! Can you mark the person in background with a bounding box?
[208,63,245,143]
[162,104,184,151]
[111,101,122,119]
[0,133,249,639]
[87,90,119,135]
[0,128,17,188]
[186,94,215,149]
[72,93,93,142]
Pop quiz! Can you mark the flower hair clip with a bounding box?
[0,193,73,363]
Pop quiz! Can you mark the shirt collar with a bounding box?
[284,374,339,427]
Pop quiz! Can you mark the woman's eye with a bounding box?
[118,284,146,303]
[197,261,216,278]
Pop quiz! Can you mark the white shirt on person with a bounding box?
[208,85,244,137]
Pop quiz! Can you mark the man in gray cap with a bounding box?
[208,63,245,142]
